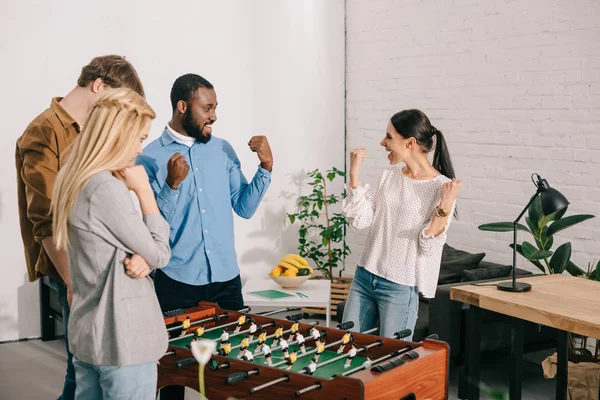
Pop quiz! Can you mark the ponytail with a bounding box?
[432,128,455,180]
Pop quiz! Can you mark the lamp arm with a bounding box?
[514,190,542,225]
[512,190,541,287]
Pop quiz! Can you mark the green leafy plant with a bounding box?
[581,260,600,281]
[478,197,595,275]
[286,168,351,279]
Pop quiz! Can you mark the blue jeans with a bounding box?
[73,358,158,400]
[342,267,419,340]
[48,278,76,400]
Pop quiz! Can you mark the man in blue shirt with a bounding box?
[138,74,272,315]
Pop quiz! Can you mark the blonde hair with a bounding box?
[52,87,156,250]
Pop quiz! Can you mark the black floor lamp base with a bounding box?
[497,281,532,292]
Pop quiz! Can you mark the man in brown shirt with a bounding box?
[15,55,145,400]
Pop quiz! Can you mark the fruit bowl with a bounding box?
[269,273,313,289]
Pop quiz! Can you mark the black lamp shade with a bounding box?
[540,188,569,216]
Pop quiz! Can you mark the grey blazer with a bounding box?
[66,171,171,366]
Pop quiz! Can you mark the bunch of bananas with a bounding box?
[270,254,314,277]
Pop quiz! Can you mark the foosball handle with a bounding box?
[394,329,412,339]
[425,333,439,340]
[225,369,258,384]
[175,357,197,369]
[336,321,354,330]
[286,313,309,322]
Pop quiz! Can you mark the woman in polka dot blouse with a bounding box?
[341,109,462,340]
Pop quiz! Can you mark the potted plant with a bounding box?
[478,196,594,276]
[286,168,352,316]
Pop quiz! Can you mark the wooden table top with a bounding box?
[450,274,600,338]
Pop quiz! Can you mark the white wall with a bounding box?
[0,0,345,342]
[345,0,600,272]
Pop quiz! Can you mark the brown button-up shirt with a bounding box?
[16,97,80,284]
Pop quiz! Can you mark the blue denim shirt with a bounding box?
[137,128,271,285]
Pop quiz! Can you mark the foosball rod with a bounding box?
[268,323,368,369]
[169,311,255,343]
[294,329,416,397]
[339,330,425,377]
[166,312,229,333]
[228,321,319,355]
[249,324,383,394]
[166,306,250,333]
[174,319,319,369]
[249,326,379,393]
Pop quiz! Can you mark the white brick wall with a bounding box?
[345,0,600,274]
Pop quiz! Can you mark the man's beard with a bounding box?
[182,108,211,144]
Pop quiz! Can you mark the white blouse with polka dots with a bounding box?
[342,165,456,299]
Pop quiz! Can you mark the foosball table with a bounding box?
[158,302,449,399]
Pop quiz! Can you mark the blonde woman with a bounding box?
[52,88,171,400]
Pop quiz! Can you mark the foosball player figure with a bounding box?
[220,329,230,345]
[362,355,373,369]
[193,324,205,341]
[248,320,258,339]
[260,343,273,366]
[315,338,325,361]
[337,330,353,354]
[280,337,290,358]
[237,335,251,359]
[309,326,320,340]
[344,344,358,369]
[305,356,318,375]
[241,348,254,362]
[291,321,300,335]
[234,314,247,333]
[255,329,268,353]
[296,331,307,354]
[272,325,284,348]
[219,340,232,356]
[180,316,191,336]
[284,350,298,371]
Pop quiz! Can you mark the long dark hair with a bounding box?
[390,109,456,180]
[390,109,457,217]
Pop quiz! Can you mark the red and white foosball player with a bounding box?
[241,349,254,362]
[181,316,191,336]
[295,331,306,354]
[260,343,273,366]
[280,337,290,358]
[344,344,358,369]
[337,331,353,354]
[248,320,258,339]
[272,325,284,348]
[235,314,247,333]
[285,350,298,371]
[306,356,318,375]
[220,329,230,344]
[315,339,325,361]
[309,326,320,340]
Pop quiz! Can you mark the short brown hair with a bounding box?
[77,55,145,97]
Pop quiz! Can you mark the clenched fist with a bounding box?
[440,178,462,210]
[166,152,190,190]
[113,166,152,194]
[124,254,151,279]
[248,136,273,172]
[350,148,366,172]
